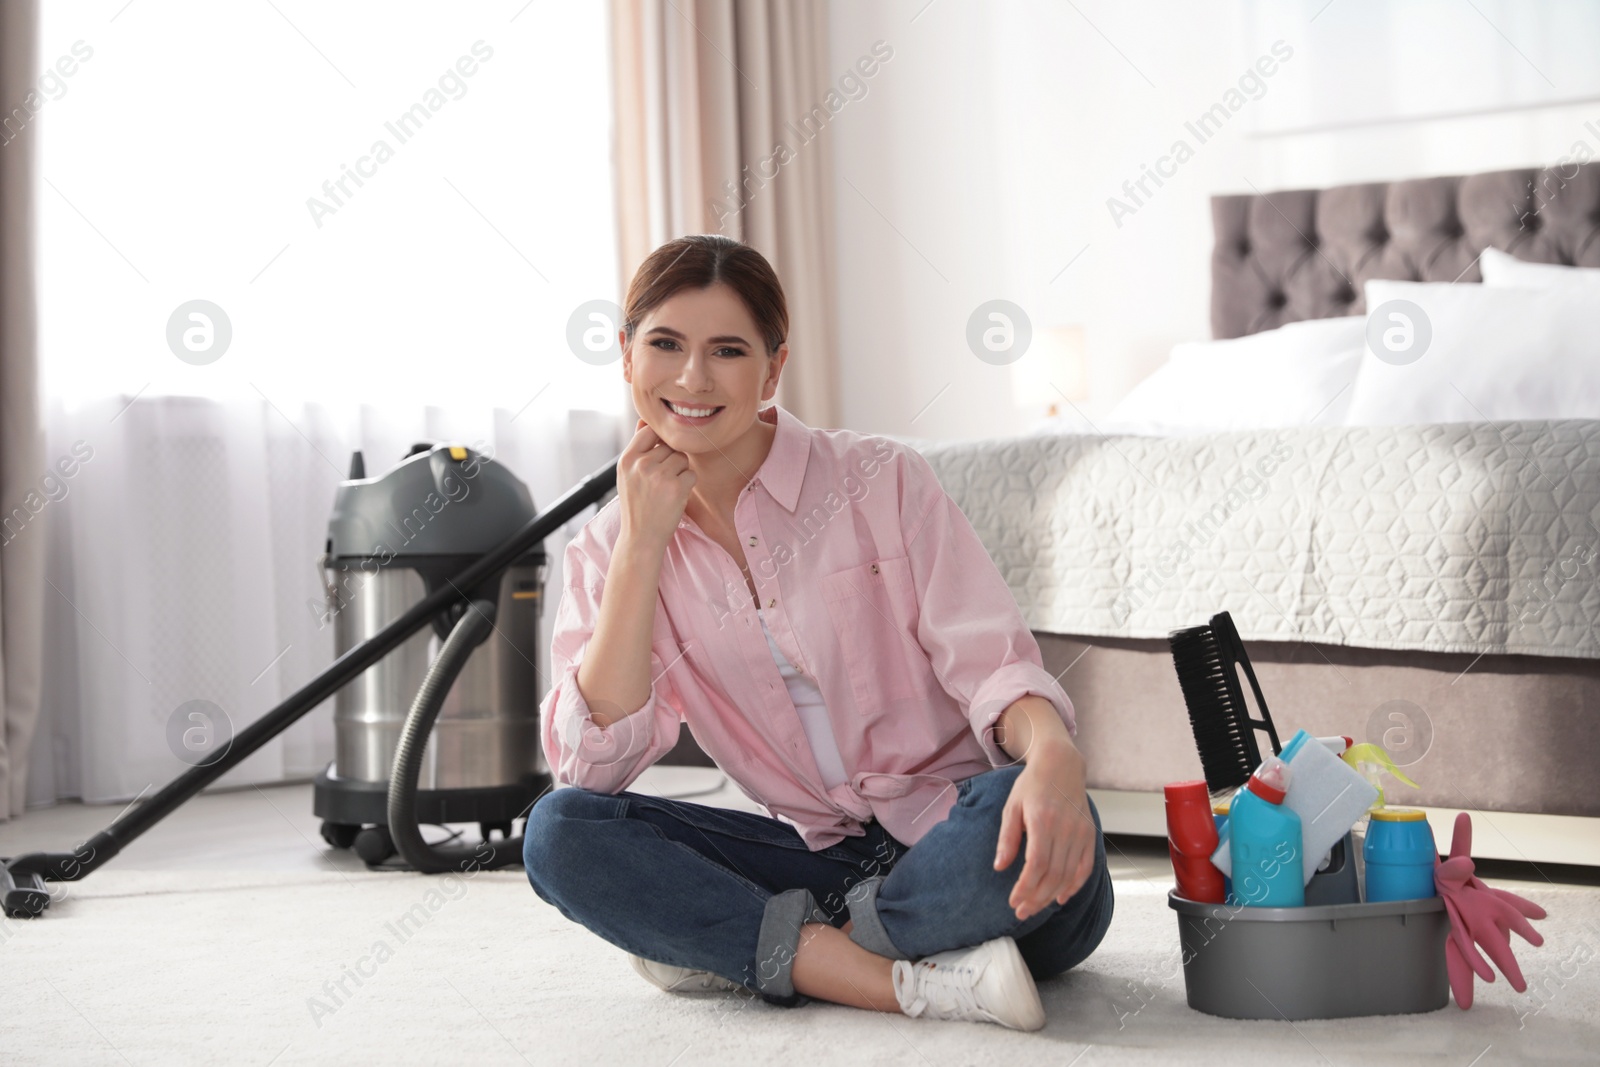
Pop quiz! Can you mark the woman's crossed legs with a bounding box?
[522,765,1114,1011]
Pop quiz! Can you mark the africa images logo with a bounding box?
[305,41,495,229]
[1106,40,1294,229]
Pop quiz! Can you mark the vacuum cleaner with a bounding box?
[2,441,620,917]
[314,441,548,869]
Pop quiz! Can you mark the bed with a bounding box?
[948,163,1600,865]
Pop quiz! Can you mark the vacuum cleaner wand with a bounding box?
[3,455,619,901]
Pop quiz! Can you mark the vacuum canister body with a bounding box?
[331,562,542,789]
[312,441,550,862]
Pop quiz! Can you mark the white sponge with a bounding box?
[1212,730,1379,885]
[1280,734,1379,885]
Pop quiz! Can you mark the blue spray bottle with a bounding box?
[1227,754,1305,908]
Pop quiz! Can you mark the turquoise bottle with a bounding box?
[1228,755,1305,908]
[1364,808,1438,902]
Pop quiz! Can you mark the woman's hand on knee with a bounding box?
[993,743,1097,923]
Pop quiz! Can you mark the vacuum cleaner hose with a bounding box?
[387,597,525,874]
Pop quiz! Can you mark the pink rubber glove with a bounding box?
[1432,812,1547,1009]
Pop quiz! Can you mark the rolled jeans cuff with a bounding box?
[754,887,833,1006]
[844,875,911,961]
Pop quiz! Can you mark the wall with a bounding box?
[826,0,1600,440]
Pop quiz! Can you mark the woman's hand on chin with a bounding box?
[618,417,695,548]
[993,740,1096,923]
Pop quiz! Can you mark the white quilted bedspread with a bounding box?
[905,421,1600,659]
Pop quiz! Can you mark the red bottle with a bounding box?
[1165,780,1225,903]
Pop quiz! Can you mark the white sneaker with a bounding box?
[627,953,742,994]
[892,935,1046,1031]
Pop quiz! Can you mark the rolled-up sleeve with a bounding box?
[539,529,685,793]
[897,447,1076,767]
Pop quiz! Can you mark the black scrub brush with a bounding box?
[1168,610,1283,795]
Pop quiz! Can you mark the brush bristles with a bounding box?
[1168,623,1254,794]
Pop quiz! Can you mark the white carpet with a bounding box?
[4,863,1597,1065]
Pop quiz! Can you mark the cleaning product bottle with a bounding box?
[1211,796,1233,901]
[1343,741,1421,836]
[1227,754,1305,908]
[1164,780,1225,903]
[1363,808,1438,902]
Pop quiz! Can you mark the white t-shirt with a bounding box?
[757,606,849,790]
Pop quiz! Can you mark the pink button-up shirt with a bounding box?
[539,402,1076,851]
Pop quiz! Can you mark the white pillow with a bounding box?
[1100,315,1366,435]
[1480,246,1600,288]
[1344,278,1600,425]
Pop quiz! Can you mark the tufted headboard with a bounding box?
[1211,163,1600,338]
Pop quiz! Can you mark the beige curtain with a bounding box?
[610,0,840,428]
[0,0,44,821]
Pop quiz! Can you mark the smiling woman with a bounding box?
[620,235,790,539]
[522,234,1113,1031]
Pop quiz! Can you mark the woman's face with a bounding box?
[622,282,787,455]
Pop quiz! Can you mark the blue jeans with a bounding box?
[522,764,1115,1008]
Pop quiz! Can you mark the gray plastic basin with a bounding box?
[1167,889,1450,1020]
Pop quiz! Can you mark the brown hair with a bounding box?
[622,235,789,355]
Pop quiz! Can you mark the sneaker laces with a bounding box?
[665,967,734,992]
[898,958,989,1022]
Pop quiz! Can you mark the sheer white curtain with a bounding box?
[29,0,627,808]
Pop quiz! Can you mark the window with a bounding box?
[39,0,623,416]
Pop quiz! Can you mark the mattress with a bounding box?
[905,420,1600,660]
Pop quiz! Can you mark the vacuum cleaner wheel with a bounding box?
[352,825,396,866]
[319,820,361,851]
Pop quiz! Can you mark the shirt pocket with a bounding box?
[821,556,924,714]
